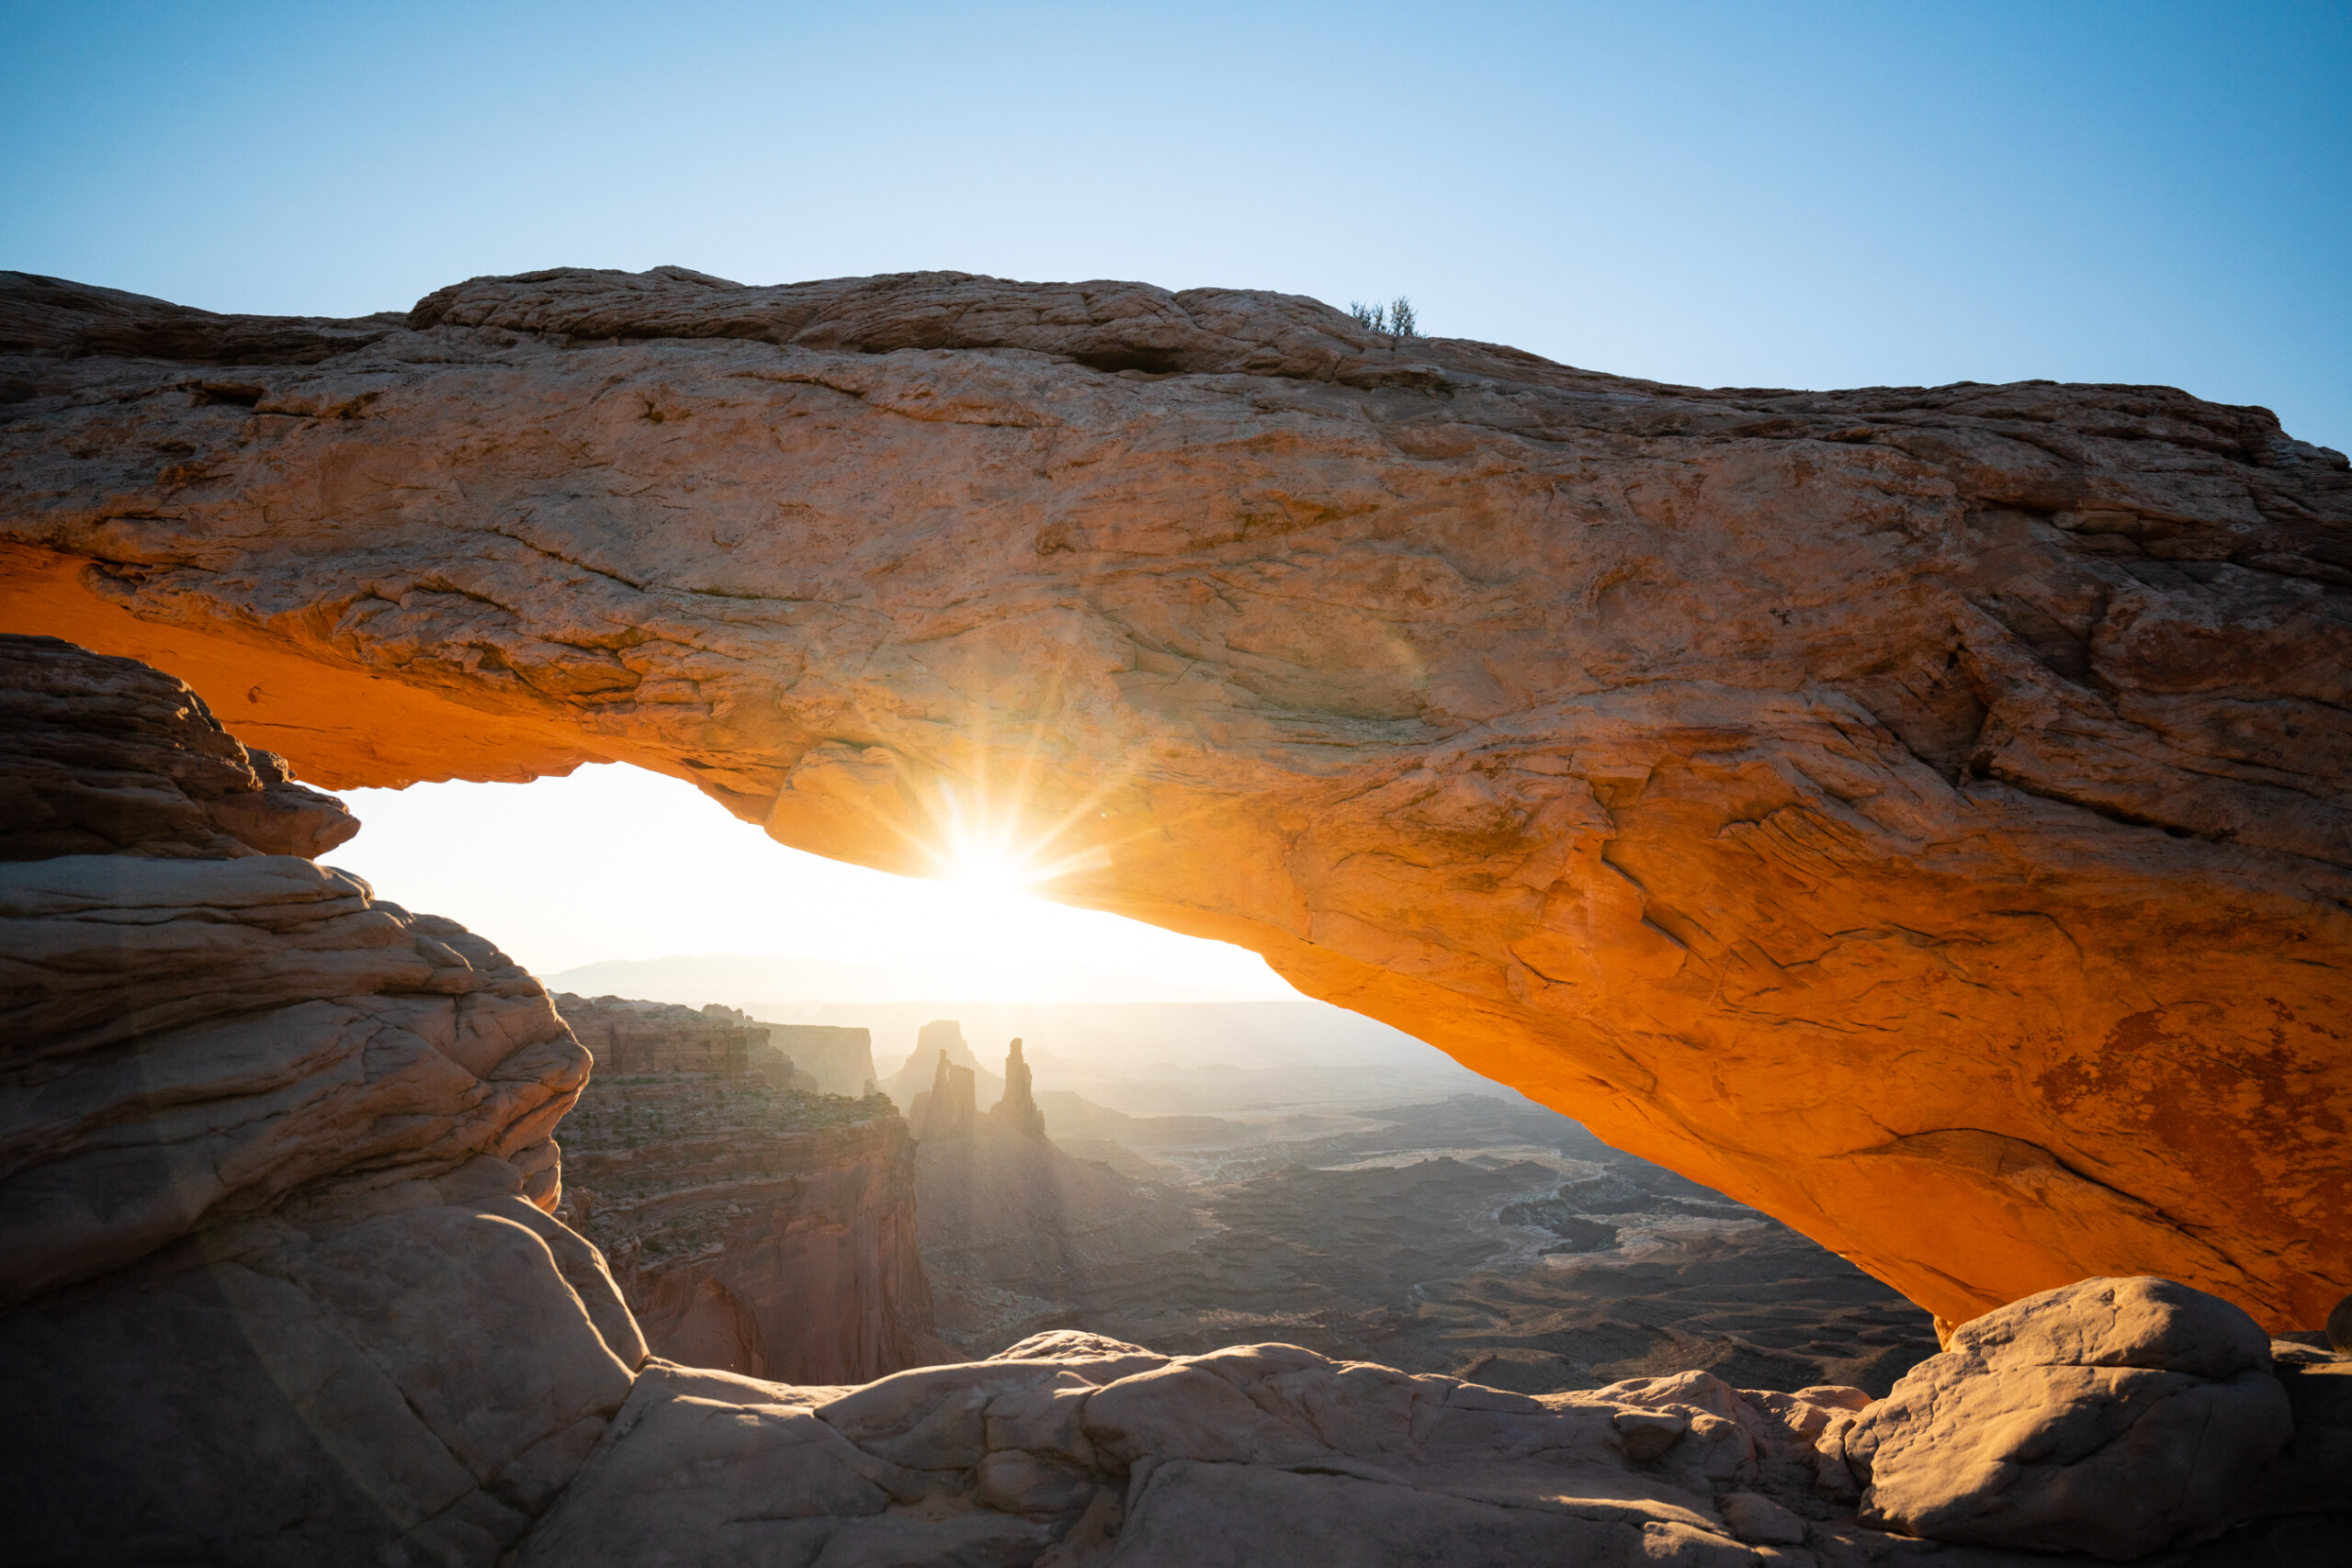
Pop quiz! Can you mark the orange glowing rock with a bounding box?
[4,266,2346,1332]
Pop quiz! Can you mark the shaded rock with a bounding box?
[1,637,617,1566]
[0,632,356,862]
[1499,1193,1622,1252]
[1719,1490,1807,1546]
[2229,1362,2352,1527]
[1108,1461,1679,1568]
[558,992,761,1076]
[1829,1277,2295,1558]
[514,1364,907,1568]
[551,994,941,1384]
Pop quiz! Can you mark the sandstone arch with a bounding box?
[3,265,2346,1331]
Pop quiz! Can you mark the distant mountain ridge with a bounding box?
[542,953,1288,1007]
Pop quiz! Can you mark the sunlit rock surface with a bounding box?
[3,268,2348,1330]
[1823,1278,2297,1559]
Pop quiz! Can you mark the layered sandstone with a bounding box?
[695,1000,876,1092]
[552,991,940,1382]
[0,636,630,1565]
[3,268,2347,1330]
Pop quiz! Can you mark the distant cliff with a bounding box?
[761,1021,879,1096]
[552,994,941,1382]
[881,1018,1003,1111]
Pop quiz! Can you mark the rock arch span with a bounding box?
[3,265,2346,1330]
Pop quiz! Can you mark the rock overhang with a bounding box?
[2,265,2346,1333]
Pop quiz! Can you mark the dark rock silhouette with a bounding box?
[989,1036,1047,1138]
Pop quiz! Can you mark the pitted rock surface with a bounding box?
[1824,1278,2296,1559]
[2,269,2349,1331]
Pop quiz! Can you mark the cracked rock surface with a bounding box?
[1,269,2348,1330]
[1823,1278,2304,1559]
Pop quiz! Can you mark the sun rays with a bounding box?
[820,660,1195,908]
[926,773,1119,902]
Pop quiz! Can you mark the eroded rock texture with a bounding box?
[1822,1278,2296,1558]
[0,635,630,1565]
[553,992,942,1382]
[3,267,2348,1329]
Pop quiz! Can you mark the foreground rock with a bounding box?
[520,1330,1873,1568]
[0,636,630,1564]
[1822,1278,2300,1558]
[2,267,2346,1330]
[553,992,942,1381]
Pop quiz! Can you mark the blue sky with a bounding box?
[5,1,2347,447]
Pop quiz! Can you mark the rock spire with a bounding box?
[988,1037,1046,1138]
[910,1047,977,1141]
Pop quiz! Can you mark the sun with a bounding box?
[918,769,1118,903]
[948,839,1045,899]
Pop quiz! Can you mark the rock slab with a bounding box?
[1824,1277,2296,1558]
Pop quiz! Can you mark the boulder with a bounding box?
[3,267,2346,1332]
[1826,1277,2296,1558]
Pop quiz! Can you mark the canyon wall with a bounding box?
[2,267,2346,1330]
[695,1006,888,1090]
[553,992,940,1382]
[764,1020,881,1094]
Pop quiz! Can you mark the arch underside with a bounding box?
[3,265,2346,1329]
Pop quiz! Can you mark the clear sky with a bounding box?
[7,1,2346,992]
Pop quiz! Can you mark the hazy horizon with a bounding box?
[328,762,1306,1003]
[543,951,1290,1007]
